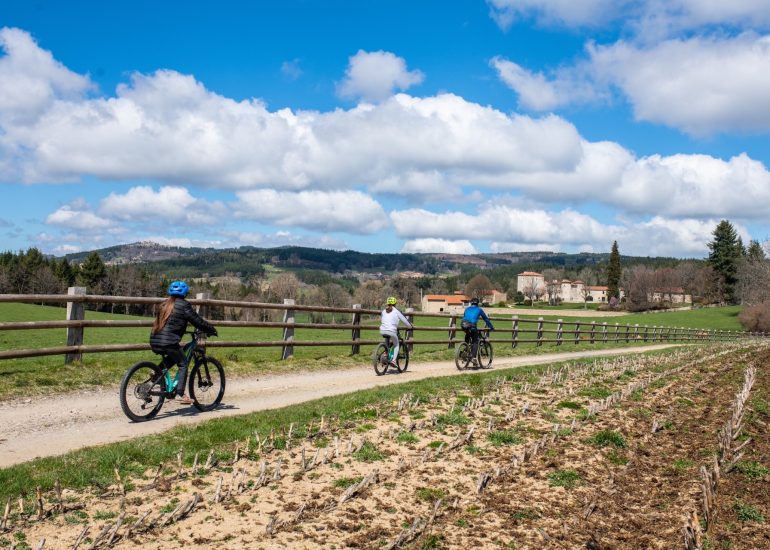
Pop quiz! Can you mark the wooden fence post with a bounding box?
[602,322,608,343]
[511,315,519,348]
[625,324,630,343]
[195,292,211,317]
[537,317,544,346]
[65,287,86,364]
[448,315,457,349]
[590,321,596,344]
[351,304,361,355]
[405,308,414,352]
[634,324,640,340]
[643,325,648,342]
[615,323,620,342]
[556,319,563,346]
[574,321,580,345]
[281,299,295,360]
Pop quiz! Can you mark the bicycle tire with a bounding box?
[119,361,166,422]
[397,342,409,372]
[454,342,471,370]
[478,340,493,368]
[189,355,226,411]
[372,344,389,376]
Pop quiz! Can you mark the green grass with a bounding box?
[735,461,769,480]
[415,487,447,502]
[487,430,523,446]
[587,430,626,448]
[0,302,744,399]
[333,476,363,489]
[352,441,385,462]
[547,469,582,489]
[396,431,419,444]
[734,500,765,522]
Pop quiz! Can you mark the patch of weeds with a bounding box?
[64,509,89,524]
[540,407,558,422]
[734,500,765,523]
[750,398,768,415]
[422,534,444,549]
[13,532,26,542]
[397,431,419,444]
[436,410,470,427]
[384,482,396,489]
[160,498,180,513]
[677,397,695,408]
[510,508,541,521]
[330,462,343,470]
[547,469,581,489]
[555,428,573,438]
[487,430,523,446]
[465,445,485,455]
[313,437,329,448]
[93,509,117,520]
[355,423,376,433]
[607,450,628,466]
[587,430,626,448]
[454,518,468,527]
[409,410,426,419]
[333,476,363,489]
[735,461,769,480]
[427,440,444,449]
[454,394,471,407]
[556,400,582,410]
[649,379,668,390]
[630,407,652,419]
[629,390,644,401]
[353,441,385,462]
[415,487,447,502]
[272,437,287,450]
[466,504,481,516]
[351,407,378,420]
[577,385,611,399]
[672,459,694,472]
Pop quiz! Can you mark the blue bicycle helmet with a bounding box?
[167,280,189,297]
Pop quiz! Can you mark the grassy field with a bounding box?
[0,348,681,501]
[0,303,746,399]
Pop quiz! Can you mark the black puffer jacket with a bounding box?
[149,298,216,350]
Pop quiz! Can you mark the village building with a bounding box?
[421,288,508,313]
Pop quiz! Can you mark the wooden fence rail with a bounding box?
[0,289,763,363]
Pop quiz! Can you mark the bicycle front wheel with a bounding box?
[189,355,226,411]
[454,342,471,370]
[372,344,389,376]
[478,341,493,368]
[397,343,409,373]
[119,361,166,422]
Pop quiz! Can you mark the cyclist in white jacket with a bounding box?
[380,296,413,367]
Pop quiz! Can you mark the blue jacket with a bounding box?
[462,305,494,329]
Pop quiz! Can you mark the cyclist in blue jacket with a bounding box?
[461,297,494,365]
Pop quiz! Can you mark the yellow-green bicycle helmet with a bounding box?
[386,296,397,305]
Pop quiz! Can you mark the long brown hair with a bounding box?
[152,297,178,334]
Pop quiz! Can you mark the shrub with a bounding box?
[738,301,770,332]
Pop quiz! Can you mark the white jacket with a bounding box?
[379,307,412,333]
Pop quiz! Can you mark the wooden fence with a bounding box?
[0,288,761,363]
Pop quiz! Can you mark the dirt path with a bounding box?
[0,345,678,468]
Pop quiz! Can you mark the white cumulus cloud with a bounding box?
[401,238,478,254]
[100,186,225,225]
[46,202,112,231]
[337,50,424,102]
[234,189,389,234]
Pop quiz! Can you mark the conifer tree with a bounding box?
[606,241,621,300]
[707,220,742,304]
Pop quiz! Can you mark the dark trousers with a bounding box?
[462,325,479,359]
[153,344,188,395]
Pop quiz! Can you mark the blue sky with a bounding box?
[2,0,770,258]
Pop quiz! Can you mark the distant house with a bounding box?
[421,292,469,314]
[421,288,507,313]
[650,288,692,304]
[519,272,626,304]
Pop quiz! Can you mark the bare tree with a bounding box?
[623,265,657,311]
[577,268,596,309]
[267,272,301,303]
[353,281,386,309]
[465,274,494,303]
[520,275,544,306]
[542,268,563,305]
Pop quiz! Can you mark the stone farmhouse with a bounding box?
[516,271,623,304]
[421,289,507,314]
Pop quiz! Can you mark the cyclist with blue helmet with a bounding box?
[379,296,412,368]
[461,297,494,365]
[150,281,217,405]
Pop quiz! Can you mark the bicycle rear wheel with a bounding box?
[397,343,409,373]
[454,342,471,370]
[119,361,166,422]
[189,355,226,411]
[372,343,389,376]
[478,341,493,368]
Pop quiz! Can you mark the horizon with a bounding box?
[3,2,770,259]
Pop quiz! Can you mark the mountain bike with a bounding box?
[372,330,409,375]
[119,330,225,422]
[454,328,493,370]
